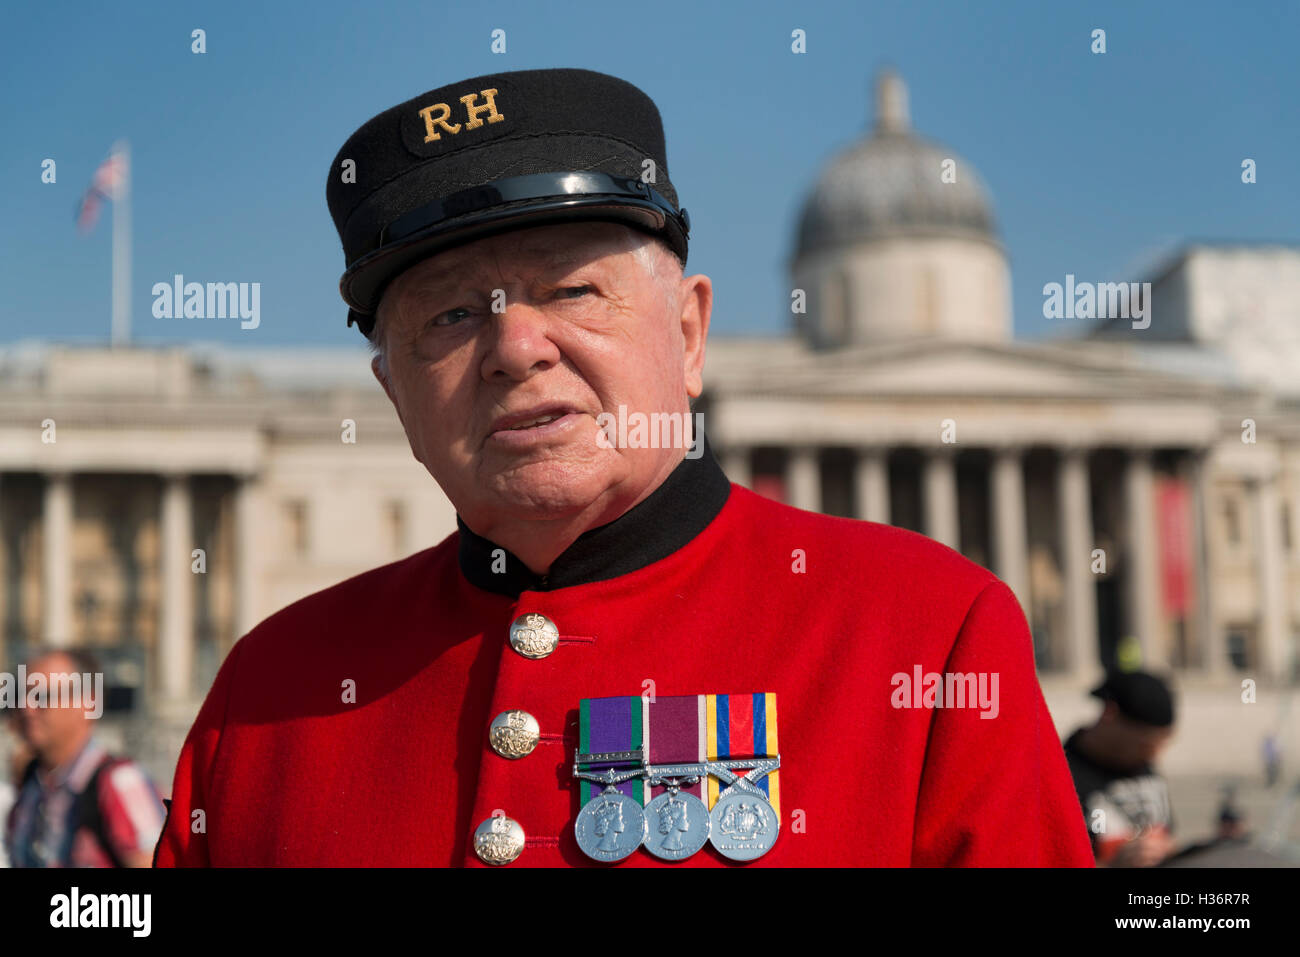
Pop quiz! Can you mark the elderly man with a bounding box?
[155,68,1092,867]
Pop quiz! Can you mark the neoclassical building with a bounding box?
[1,73,1297,782]
[705,73,1298,692]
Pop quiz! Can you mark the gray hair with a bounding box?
[370,232,682,380]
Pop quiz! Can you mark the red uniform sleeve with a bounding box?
[910,580,1095,867]
[153,638,246,867]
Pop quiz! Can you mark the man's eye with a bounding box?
[431,307,471,327]
[557,285,594,299]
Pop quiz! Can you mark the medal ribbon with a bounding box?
[644,695,708,804]
[577,696,644,806]
[705,693,779,816]
[579,692,779,815]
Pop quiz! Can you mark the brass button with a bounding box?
[509,613,559,659]
[489,710,540,759]
[473,814,526,865]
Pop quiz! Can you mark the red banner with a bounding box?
[1156,477,1194,616]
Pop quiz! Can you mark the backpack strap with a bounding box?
[73,754,130,869]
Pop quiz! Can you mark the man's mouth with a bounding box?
[504,412,564,430]
[488,405,584,442]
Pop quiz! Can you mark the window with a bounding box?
[386,500,406,556]
[1226,628,1252,671]
[1223,496,1241,546]
[284,500,308,557]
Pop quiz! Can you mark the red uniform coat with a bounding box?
[154,450,1093,867]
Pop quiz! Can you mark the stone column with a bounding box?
[1124,449,1165,669]
[1055,449,1097,681]
[42,472,74,648]
[1251,473,1290,682]
[1058,447,1099,677]
[787,447,820,512]
[158,473,194,703]
[1184,450,1223,675]
[854,447,890,523]
[923,448,959,549]
[990,446,1029,608]
[232,476,259,639]
[721,447,751,489]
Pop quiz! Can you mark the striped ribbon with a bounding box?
[705,693,779,816]
[577,693,779,815]
[578,696,644,807]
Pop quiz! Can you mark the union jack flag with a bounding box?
[75,148,127,234]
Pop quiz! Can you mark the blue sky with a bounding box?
[2,0,1296,349]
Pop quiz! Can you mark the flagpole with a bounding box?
[111,139,130,347]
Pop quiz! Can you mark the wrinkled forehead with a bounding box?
[394,221,641,300]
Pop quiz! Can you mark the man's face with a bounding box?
[1099,706,1174,767]
[371,221,710,536]
[14,653,90,757]
[1122,718,1174,766]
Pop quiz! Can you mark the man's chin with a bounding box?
[476,465,620,523]
[485,484,606,522]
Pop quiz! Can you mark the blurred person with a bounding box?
[1214,795,1247,841]
[1263,732,1280,788]
[4,649,165,868]
[1063,670,1176,867]
[0,713,31,868]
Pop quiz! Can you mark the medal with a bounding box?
[572,692,782,863]
[706,759,782,861]
[642,766,711,861]
[573,766,648,862]
[573,696,649,863]
[702,692,781,862]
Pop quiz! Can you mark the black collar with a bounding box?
[457,435,731,597]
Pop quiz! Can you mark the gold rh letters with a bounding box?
[461,89,504,129]
[419,88,505,143]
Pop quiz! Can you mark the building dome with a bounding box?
[790,71,1011,349]
[795,72,998,258]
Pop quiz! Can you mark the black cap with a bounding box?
[326,68,691,339]
[1091,671,1176,727]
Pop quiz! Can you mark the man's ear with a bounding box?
[679,273,712,399]
[371,355,393,402]
[371,354,428,467]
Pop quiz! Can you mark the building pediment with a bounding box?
[706,337,1241,402]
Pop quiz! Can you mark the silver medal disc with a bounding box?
[643,790,711,861]
[575,790,647,862]
[708,789,780,862]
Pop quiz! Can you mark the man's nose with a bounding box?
[482,297,562,380]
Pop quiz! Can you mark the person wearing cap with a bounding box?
[1062,671,1177,866]
[154,68,1093,867]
